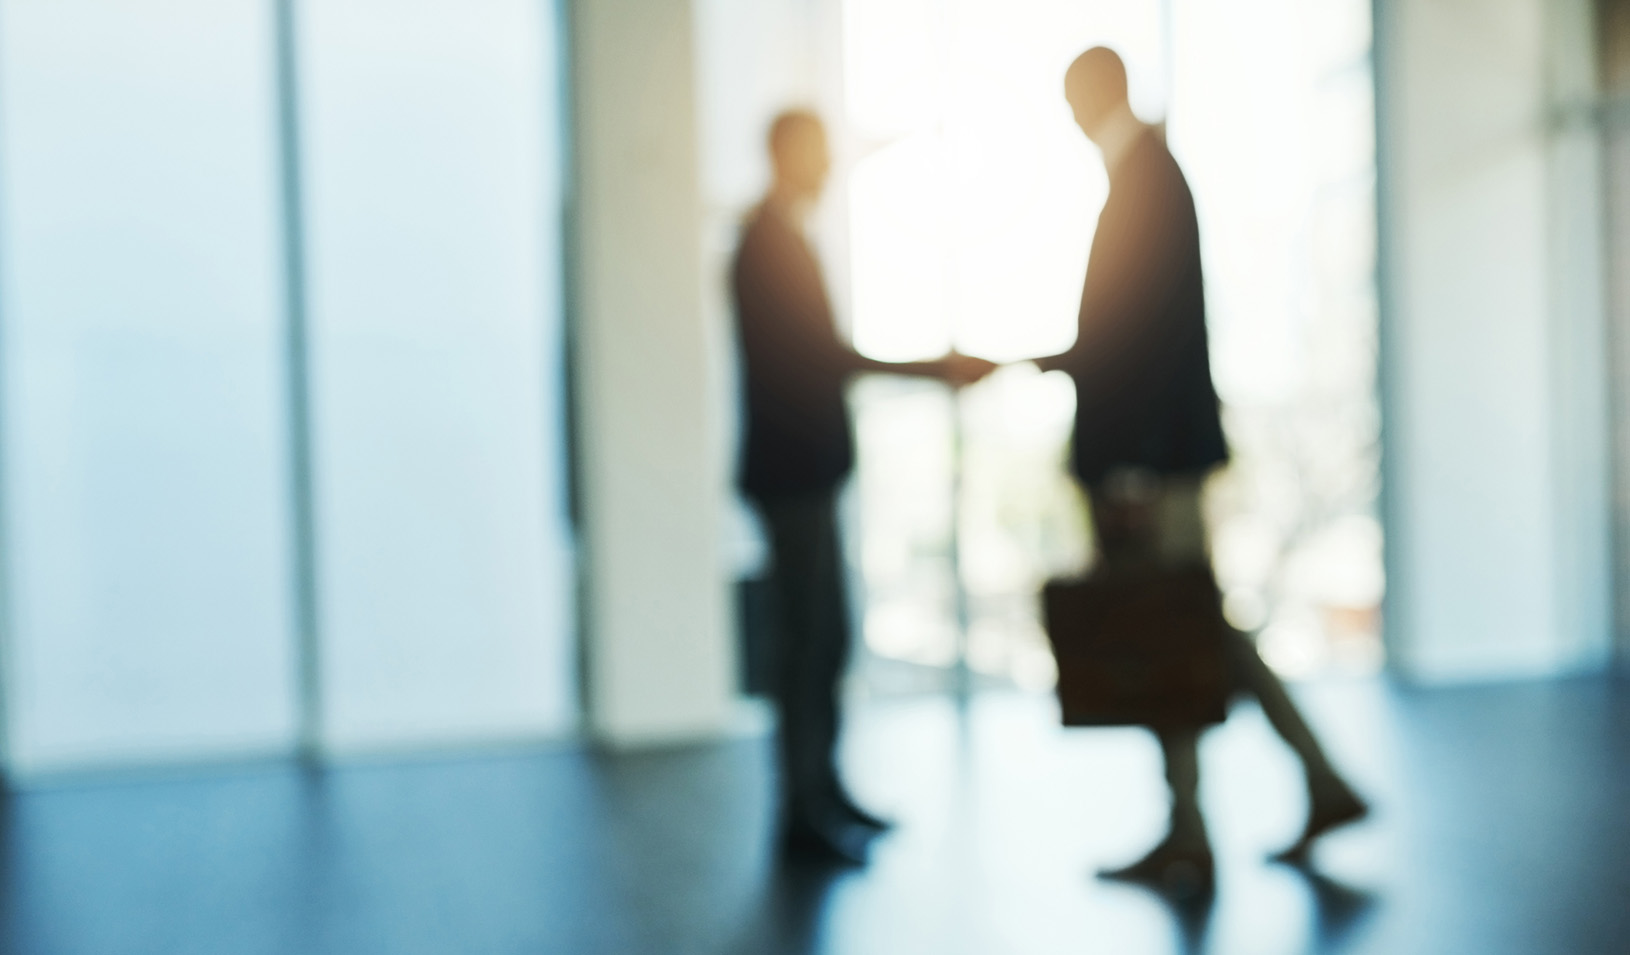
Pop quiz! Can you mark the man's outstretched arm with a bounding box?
[846,350,997,388]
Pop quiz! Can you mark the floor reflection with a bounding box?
[819,688,1393,955]
[1150,888,1214,955]
[729,860,855,955]
[1122,862,1379,955]
[1294,864,1381,952]
[0,678,1626,953]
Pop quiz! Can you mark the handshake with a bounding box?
[930,351,1000,388]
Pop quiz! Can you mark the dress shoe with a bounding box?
[1099,839,1216,900]
[1272,779,1370,863]
[833,790,894,832]
[780,816,875,867]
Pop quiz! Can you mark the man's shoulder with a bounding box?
[736,203,792,254]
[736,202,813,276]
[1108,135,1194,224]
[1121,133,1185,185]
[732,204,773,271]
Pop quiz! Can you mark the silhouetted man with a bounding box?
[733,110,992,865]
[1033,48,1367,893]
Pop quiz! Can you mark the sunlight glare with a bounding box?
[844,0,1168,364]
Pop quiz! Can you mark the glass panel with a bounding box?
[1171,0,1384,676]
[0,0,298,768]
[300,0,575,747]
[842,0,1384,691]
[843,0,1168,692]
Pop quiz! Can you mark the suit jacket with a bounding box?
[731,201,866,500]
[1039,131,1228,484]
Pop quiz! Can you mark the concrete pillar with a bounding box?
[569,0,738,743]
[1375,0,1613,680]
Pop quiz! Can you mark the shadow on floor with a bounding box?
[0,678,1627,954]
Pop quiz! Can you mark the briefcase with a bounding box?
[1042,563,1232,729]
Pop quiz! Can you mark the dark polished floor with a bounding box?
[2,677,1628,954]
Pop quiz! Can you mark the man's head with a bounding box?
[1064,47,1130,142]
[768,109,830,204]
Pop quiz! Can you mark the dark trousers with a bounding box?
[1088,472,1337,847]
[756,492,852,825]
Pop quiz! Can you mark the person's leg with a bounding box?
[1088,472,1158,569]
[804,496,853,811]
[1158,475,1365,854]
[1101,726,1215,896]
[761,501,828,814]
[1159,727,1208,852]
[1226,630,1335,778]
[1092,474,1215,895]
[1226,630,1369,858]
[760,494,873,863]
[805,498,891,831]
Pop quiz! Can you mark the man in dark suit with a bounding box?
[733,109,992,865]
[1034,48,1367,893]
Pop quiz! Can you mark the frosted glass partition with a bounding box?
[0,0,298,770]
[300,0,575,749]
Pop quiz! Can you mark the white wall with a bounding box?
[572,0,737,745]
[299,0,576,751]
[1376,0,1613,680]
[0,0,299,771]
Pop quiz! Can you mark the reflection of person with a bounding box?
[732,109,993,865]
[1033,48,1367,893]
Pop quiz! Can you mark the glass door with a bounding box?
[839,0,1385,699]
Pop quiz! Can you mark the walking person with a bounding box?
[1033,48,1368,895]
